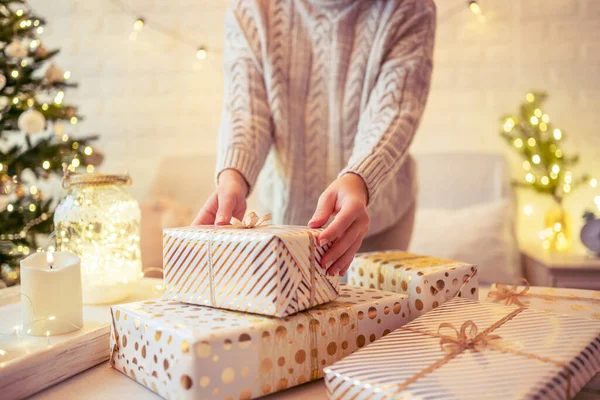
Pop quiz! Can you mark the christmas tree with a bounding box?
[500,91,589,251]
[0,0,101,286]
[500,91,589,203]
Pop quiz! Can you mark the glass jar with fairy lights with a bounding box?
[54,171,141,304]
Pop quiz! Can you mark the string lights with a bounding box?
[468,1,487,22]
[109,0,215,59]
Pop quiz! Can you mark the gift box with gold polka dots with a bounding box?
[110,285,409,399]
[347,251,478,320]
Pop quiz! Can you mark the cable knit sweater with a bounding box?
[217,0,436,236]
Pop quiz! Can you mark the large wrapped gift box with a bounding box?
[111,285,409,400]
[325,297,600,399]
[162,222,339,317]
[347,251,478,319]
[486,281,600,392]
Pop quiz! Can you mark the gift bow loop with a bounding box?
[438,321,501,354]
[230,212,272,229]
[489,278,531,307]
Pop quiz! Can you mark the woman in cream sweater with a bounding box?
[194,0,436,276]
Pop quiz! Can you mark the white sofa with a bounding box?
[141,152,521,283]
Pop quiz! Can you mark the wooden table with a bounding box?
[521,243,600,290]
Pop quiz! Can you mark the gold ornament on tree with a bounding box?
[501,91,590,252]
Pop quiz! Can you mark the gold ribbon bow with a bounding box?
[488,278,531,307]
[438,321,501,354]
[229,212,271,229]
[489,278,600,308]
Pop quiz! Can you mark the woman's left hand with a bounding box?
[308,173,370,276]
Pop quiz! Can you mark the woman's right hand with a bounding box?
[191,169,249,226]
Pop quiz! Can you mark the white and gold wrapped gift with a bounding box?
[324,297,600,400]
[110,285,410,400]
[486,280,600,392]
[162,213,339,317]
[347,251,478,319]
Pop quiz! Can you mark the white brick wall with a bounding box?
[30,0,600,250]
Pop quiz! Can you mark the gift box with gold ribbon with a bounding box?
[324,297,600,399]
[486,280,600,392]
[347,251,478,319]
[110,285,409,400]
[162,213,339,317]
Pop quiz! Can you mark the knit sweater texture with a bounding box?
[217,0,436,235]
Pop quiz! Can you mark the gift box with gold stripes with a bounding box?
[324,297,600,400]
[110,285,410,400]
[162,216,339,317]
[486,281,600,392]
[347,251,478,319]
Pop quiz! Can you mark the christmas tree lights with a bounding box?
[501,91,591,251]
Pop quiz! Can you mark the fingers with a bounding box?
[319,199,368,246]
[308,190,336,229]
[191,193,218,225]
[191,189,246,226]
[321,221,364,269]
[327,235,364,276]
[215,191,237,225]
[232,203,247,221]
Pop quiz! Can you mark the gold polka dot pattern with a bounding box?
[347,251,478,320]
[109,284,409,399]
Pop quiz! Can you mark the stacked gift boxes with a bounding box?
[111,222,600,399]
[111,227,600,399]
[111,225,426,399]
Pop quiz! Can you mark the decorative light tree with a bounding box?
[0,0,101,286]
[501,91,590,252]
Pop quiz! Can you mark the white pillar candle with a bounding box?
[20,251,83,336]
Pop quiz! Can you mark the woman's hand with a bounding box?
[308,173,370,276]
[192,169,249,225]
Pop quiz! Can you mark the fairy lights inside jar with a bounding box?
[54,169,141,304]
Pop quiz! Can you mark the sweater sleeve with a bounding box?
[216,5,273,192]
[339,0,436,203]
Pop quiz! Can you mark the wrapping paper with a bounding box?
[486,282,600,391]
[162,224,339,317]
[324,298,600,400]
[347,251,478,319]
[486,282,600,321]
[111,285,409,400]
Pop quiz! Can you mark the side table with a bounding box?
[521,244,600,290]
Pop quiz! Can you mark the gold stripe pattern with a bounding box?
[163,225,339,317]
[324,298,600,399]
